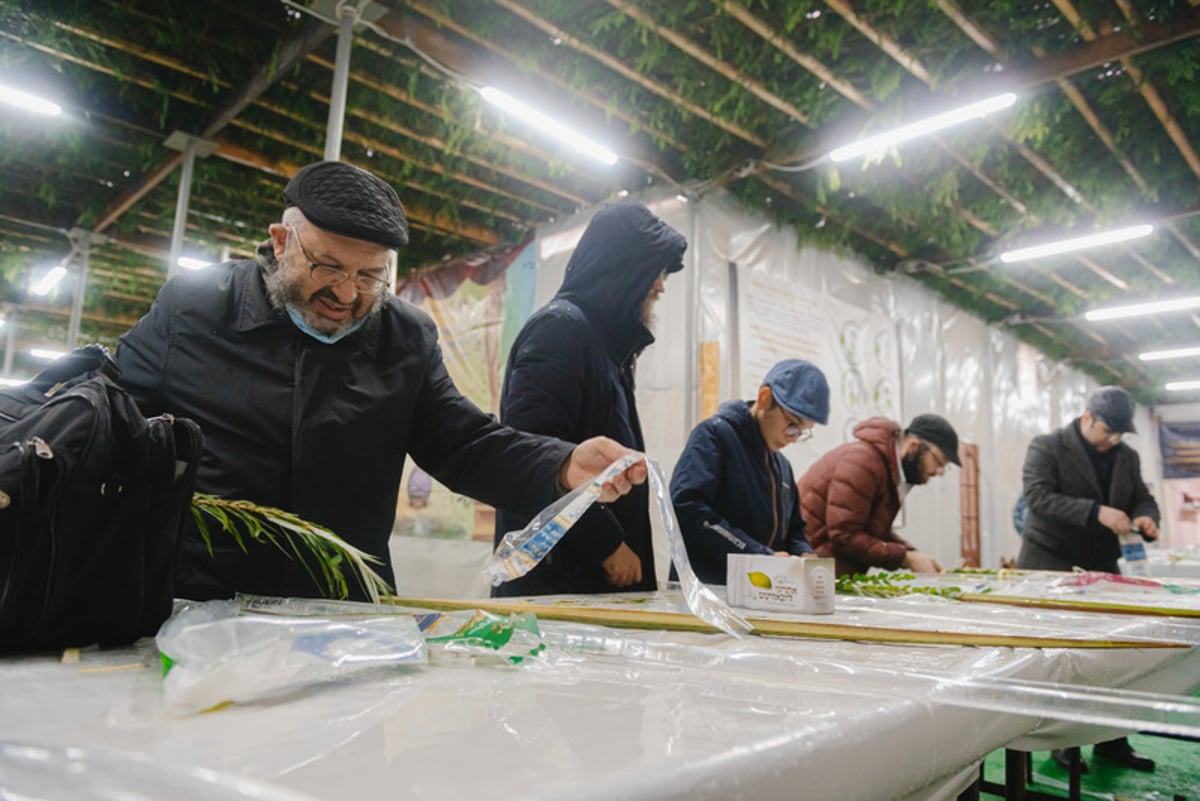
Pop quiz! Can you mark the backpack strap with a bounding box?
[29,345,119,396]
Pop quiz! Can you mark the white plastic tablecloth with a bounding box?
[2,586,1199,801]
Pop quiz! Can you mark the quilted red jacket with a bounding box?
[797,417,915,576]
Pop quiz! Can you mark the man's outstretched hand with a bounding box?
[561,436,647,503]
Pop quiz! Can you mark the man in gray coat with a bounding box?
[1017,385,1160,773]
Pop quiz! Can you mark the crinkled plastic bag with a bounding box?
[414,609,545,664]
[157,600,426,714]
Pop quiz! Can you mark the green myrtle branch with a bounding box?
[835,571,964,601]
[190,494,392,604]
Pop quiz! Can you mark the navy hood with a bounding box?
[556,202,687,336]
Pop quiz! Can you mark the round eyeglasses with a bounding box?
[288,225,390,295]
[779,405,815,442]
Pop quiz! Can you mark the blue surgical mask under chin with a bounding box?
[286,305,366,344]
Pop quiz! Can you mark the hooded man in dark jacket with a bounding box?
[671,359,830,584]
[493,201,687,596]
[116,161,647,601]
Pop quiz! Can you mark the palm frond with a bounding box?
[190,494,392,604]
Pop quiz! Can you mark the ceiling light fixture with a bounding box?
[1084,295,1200,322]
[177,256,213,270]
[1166,380,1200,392]
[0,84,63,116]
[30,348,66,361]
[999,224,1154,263]
[31,266,67,296]
[480,87,618,166]
[829,93,1017,163]
[1139,345,1200,362]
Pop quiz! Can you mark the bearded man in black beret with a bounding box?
[117,161,645,600]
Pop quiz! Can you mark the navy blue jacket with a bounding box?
[494,202,687,596]
[671,400,814,584]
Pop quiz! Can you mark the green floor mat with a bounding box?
[981,734,1200,799]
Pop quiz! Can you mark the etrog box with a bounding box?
[726,554,836,614]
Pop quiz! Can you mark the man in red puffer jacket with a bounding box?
[797,414,959,576]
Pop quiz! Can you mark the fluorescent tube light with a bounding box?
[0,377,27,387]
[30,348,66,361]
[1139,345,1200,362]
[0,84,62,116]
[177,256,213,270]
[1085,295,1200,322]
[31,266,67,296]
[1167,380,1200,392]
[481,87,618,166]
[1000,224,1154,263]
[829,93,1017,163]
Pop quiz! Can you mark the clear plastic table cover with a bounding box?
[2,584,1198,801]
[0,741,319,801]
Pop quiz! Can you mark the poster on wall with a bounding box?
[736,266,902,477]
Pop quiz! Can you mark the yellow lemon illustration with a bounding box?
[747,571,772,589]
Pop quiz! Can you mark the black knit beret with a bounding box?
[283,161,409,248]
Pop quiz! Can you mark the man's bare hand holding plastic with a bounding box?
[560,436,648,503]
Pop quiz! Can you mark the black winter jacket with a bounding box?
[671,400,814,584]
[117,245,572,600]
[1018,418,1159,571]
[493,202,686,596]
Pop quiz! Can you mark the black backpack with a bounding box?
[0,345,202,652]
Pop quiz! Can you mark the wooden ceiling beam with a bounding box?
[1052,0,1200,182]
[399,2,691,156]
[940,5,1184,287]
[483,0,764,148]
[89,16,334,234]
[606,0,810,126]
[205,135,502,247]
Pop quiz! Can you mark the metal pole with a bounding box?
[683,193,700,432]
[67,237,89,350]
[167,139,197,279]
[324,2,359,161]
[3,310,16,378]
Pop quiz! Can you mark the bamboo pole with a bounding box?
[389,596,1187,649]
[963,593,1200,619]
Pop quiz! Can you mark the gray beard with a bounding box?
[264,254,384,337]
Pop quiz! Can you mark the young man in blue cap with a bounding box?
[116,161,646,601]
[1018,385,1160,773]
[671,359,830,585]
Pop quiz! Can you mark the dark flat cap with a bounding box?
[907,413,961,466]
[284,161,409,248]
[1087,385,1136,434]
[764,359,830,425]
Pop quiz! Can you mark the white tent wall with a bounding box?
[522,188,1163,569]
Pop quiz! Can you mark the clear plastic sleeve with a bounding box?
[483,453,642,586]
[482,455,751,637]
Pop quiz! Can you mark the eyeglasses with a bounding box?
[778,405,814,442]
[287,225,390,296]
[925,443,950,471]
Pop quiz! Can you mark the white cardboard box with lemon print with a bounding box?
[726,555,836,614]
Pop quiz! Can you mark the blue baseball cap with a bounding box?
[764,359,830,425]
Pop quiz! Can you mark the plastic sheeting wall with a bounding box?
[529,189,1163,569]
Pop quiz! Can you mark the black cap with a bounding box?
[1087,385,1136,434]
[283,161,409,248]
[907,413,961,466]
